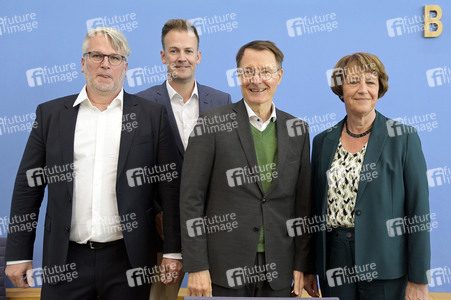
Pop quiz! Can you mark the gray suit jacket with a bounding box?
[180,100,314,290]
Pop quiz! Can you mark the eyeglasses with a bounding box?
[238,68,281,81]
[83,51,127,66]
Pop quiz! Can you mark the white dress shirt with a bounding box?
[243,100,277,131]
[166,80,199,150]
[70,86,123,243]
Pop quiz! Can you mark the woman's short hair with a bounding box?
[330,52,389,101]
[82,27,131,57]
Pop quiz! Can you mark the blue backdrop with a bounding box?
[0,0,450,292]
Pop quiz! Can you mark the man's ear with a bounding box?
[81,57,86,73]
[161,50,166,64]
[196,51,202,65]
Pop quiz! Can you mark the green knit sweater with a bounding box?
[250,122,278,252]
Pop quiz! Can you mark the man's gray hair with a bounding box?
[82,27,130,57]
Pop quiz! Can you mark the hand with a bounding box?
[405,281,428,300]
[156,211,164,240]
[5,262,33,288]
[303,274,320,297]
[187,270,212,297]
[292,270,305,297]
[160,258,183,285]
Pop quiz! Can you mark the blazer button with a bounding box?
[253,227,260,232]
[355,210,362,216]
[65,226,70,232]
[262,198,266,203]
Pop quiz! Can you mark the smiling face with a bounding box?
[81,34,128,99]
[161,29,201,83]
[342,61,380,118]
[238,49,283,108]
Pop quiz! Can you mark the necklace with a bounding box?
[345,119,373,138]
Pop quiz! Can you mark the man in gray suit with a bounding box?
[180,40,318,297]
[136,19,231,300]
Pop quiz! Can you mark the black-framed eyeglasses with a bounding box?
[83,51,126,66]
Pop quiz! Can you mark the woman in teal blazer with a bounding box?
[311,53,430,300]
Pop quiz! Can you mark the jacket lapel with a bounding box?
[116,92,140,179]
[233,100,264,195]
[355,111,388,204]
[157,82,185,157]
[60,96,79,198]
[198,83,210,112]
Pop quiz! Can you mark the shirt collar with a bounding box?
[166,80,199,103]
[73,85,124,110]
[243,100,277,123]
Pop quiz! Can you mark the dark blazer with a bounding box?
[312,110,430,284]
[136,81,232,160]
[180,100,314,290]
[5,92,182,271]
[137,81,231,251]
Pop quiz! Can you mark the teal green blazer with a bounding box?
[312,110,430,284]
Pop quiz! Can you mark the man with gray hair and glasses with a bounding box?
[5,27,182,300]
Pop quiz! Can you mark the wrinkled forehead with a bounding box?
[239,49,278,67]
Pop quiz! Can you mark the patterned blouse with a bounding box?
[326,139,368,228]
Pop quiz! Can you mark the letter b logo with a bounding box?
[424,5,442,38]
